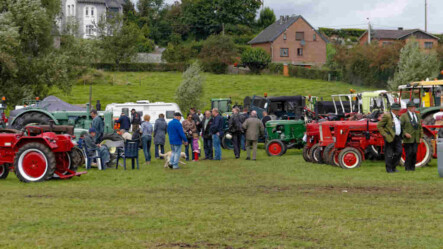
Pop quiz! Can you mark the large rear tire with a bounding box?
[266,140,286,156]
[338,147,362,169]
[329,148,340,167]
[11,112,52,130]
[14,143,56,182]
[400,139,432,168]
[0,164,9,179]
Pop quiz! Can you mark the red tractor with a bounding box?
[0,126,86,182]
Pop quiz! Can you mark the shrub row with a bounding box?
[267,63,341,81]
[93,63,188,72]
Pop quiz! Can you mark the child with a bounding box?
[192,133,201,161]
[77,131,87,149]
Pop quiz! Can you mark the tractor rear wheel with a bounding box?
[0,164,9,179]
[11,112,52,130]
[338,147,362,169]
[310,144,322,164]
[70,147,84,170]
[221,134,233,150]
[266,140,286,156]
[329,149,340,167]
[400,139,431,168]
[322,143,335,164]
[14,143,56,182]
[302,145,312,162]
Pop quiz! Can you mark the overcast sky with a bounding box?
[159,0,442,33]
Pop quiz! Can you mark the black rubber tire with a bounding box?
[310,144,322,164]
[302,145,312,162]
[399,139,432,168]
[0,164,9,179]
[14,142,56,182]
[338,147,362,169]
[329,148,340,167]
[221,134,234,150]
[265,139,286,156]
[322,143,335,164]
[11,112,52,130]
[70,147,84,170]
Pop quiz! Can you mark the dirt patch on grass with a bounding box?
[257,185,403,194]
[154,242,233,249]
[25,194,54,198]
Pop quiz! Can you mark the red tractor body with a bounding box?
[0,126,86,182]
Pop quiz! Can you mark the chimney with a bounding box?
[285,15,290,22]
[398,27,403,30]
[279,16,284,24]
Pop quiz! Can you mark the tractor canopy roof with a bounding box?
[10,96,85,118]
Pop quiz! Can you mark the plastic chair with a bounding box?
[83,146,103,170]
[116,140,140,170]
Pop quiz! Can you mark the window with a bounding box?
[296,32,304,41]
[91,7,94,16]
[297,48,303,56]
[280,48,289,57]
[424,42,433,49]
[166,111,175,119]
[313,33,317,41]
[85,7,89,16]
[283,33,287,40]
[86,25,94,36]
[68,5,70,15]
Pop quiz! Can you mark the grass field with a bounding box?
[50,72,374,108]
[1,73,441,248]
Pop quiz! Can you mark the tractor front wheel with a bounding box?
[302,145,312,162]
[14,143,56,182]
[266,140,286,156]
[310,144,322,164]
[338,147,362,169]
[329,149,340,167]
[0,164,9,179]
[221,134,234,150]
[322,143,335,164]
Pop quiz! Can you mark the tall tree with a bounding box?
[257,7,276,28]
[175,62,205,112]
[388,38,439,90]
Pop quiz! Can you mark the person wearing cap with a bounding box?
[400,102,423,171]
[84,128,111,169]
[167,112,188,169]
[131,109,141,132]
[116,112,131,131]
[210,108,223,160]
[90,109,104,144]
[377,103,403,173]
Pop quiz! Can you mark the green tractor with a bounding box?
[265,120,306,156]
[8,96,114,139]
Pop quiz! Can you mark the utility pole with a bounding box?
[425,0,428,32]
[367,18,371,44]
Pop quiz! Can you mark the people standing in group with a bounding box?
[167,112,188,169]
[116,112,131,131]
[190,108,201,133]
[228,107,243,159]
[84,128,111,169]
[377,104,403,173]
[242,111,264,161]
[154,113,168,159]
[90,109,104,144]
[401,102,423,171]
[201,110,214,160]
[140,115,153,165]
[240,108,249,151]
[261,111,272,138]
[210,108,224,160]
[182,114,197,161]
[131,109,141,132]
[197,110,204,122]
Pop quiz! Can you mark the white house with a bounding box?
[60,0,124,39]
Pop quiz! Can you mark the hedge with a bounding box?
[93,63,188,72]
[267,63,341,81]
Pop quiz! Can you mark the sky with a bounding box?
[158,0,443,34]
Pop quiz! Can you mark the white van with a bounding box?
[105,100,183,129]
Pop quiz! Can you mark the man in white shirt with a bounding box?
[400,102,424,171]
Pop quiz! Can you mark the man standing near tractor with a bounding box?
[242,111,265,161]
[377,104,403,173]
[228,107,243,159]
[131,109,141,132]
[90,109,104,144]
[401,102,424,171]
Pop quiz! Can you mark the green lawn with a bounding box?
[50,72,374,108]
[1,73,441,248]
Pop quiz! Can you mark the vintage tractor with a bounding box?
[265,120,306,156]
[247,95,309,120]
[0,126,86,182]
[8,96,114,140]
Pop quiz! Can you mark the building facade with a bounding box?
[359,28,439,49]
[248,15,328,66]
[60,0,123,39]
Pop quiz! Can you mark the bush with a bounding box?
[199,35,236,74]
[93,63,188,72]
[268,63,284,74]
[162,43,198,63]
[241,47,271,74]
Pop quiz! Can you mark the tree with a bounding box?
[241,47,271,74]
[257,7,276,28]
[175,62,205,113]
[199,35,236,74]
[0,0,80,105]
[96,15,145,67]
[388,38,440,90]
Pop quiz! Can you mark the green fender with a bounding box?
[419,107,443,119]
[10,109,60,126]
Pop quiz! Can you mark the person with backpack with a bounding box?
[228,107,243,159]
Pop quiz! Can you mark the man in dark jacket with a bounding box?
[90,109,104,143]
[210,108,223,160]
[190,108,201,133]
[228,107,243,159]
[240,108,249,151]
[116,112,131,131]
[131,109,141,132]
[201,110,213,160]
[84,128,110,170]
[167,112,188,169]
[400,102,423,171]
